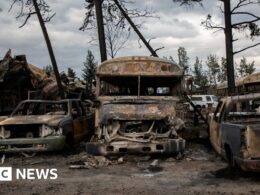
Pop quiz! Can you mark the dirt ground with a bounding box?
[1,142,260,195]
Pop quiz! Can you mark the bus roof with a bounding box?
[217,72,260,90]
[96,56,183,76]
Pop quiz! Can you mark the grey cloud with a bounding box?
[0,0,259,78]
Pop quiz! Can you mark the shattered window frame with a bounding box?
[99,76,181,97]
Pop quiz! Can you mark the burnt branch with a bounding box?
[232,12,260,27]
[105,15,131,58]
[232,11,260,38]
[9,0,55,27]
[81,0,159,57]
[202,1,260,41]
[201,14,225,31]
[154,46,165,53]
[218,4,224,14]
[18,11,36,28]
[148,37,156,44]
[232,19,260,28]
[231,0,260,13]
[147,38,164,53]
[9,0,19,12]
[80,0,158,31]
[234,42,260,55]
[172,0,203,6]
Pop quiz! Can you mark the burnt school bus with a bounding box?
[86,56,186,155]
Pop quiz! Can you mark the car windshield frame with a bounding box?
[11,101,69,116]
[99,76,181,97]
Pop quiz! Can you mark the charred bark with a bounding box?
[223,0,235,95]
[94,0,107,62]
[32,0,64,98]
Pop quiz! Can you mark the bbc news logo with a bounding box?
[0,167,12,181]
[0,167,58,181]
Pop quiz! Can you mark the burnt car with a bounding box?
[86,56,186,156]
[0,99,94,152]
[210,93,260,171]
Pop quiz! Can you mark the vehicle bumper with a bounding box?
[235,157,260,172]
[0,136,66,153]
[86,139,185,156]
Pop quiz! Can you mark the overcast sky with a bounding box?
[0,0,260,77]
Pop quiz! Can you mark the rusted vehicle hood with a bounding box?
[100,103,176,123]
[0,115,66,126]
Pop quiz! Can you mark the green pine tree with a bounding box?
[193,56,208,88]
[237,57,256,77]
[82,50,97,96]
[206,54,220,86]
[67,67,76,79]
[220,57,227,82]
[177,47,189,74]
[43,65,53,75]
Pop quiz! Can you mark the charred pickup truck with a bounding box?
[0,99,94,153]
[86,56,186,156]
[210,94,260,171]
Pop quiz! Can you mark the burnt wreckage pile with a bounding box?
[0,50,87,115]
[1,49,260,174]
[0,49,53,115]
[0,54,207,156]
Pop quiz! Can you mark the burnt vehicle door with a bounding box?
[71,100,91,143]
[219,99,247,166]
[210,100,225,154]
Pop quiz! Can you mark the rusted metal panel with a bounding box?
[100,103,177,122]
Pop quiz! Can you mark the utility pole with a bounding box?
[94,0,107,62]
[113,0,158,57]
[32,0,64,98]
[223,0,235,95]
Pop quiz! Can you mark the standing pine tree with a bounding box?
[43,65,53,75]
[206,54,220,86]
[82,50,98,97]
[193,56,208,88]
[219,57,227,82]
[237,57,256,77]
[177,47,189,74]
[67,68,76,79]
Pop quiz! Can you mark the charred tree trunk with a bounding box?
[223,0,235,95]
[94,0,107,62]
[113,0,158,57]
[32,0,64,98]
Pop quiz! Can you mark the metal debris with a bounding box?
[67,153,113,169]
